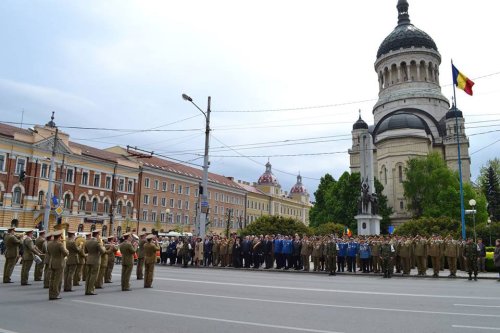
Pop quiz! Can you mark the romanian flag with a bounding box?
[345,227,352,237]
[452,64,475,96]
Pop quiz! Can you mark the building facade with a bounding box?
[349,0,470,225]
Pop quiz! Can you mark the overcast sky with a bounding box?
[0,0,499,199]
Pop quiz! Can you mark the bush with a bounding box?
[240,215,311,237]
[311,222,345,236]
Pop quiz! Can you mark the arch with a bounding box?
[11,219,19,227]
[373,108,443,139]
[79,196,87,211]
[409,60,417,81]
[63,192,73,209]
[0,181,5,192]
[116,200,123,216]
[419,60,427,81]
[102,225,107,237]
[383,67,390,88]
[37,190,45,205]
[12,183,26,194]
[126,201,133,217]
[91,197,99,212]
[63,191,74,200]
[103,198,111,215]
[390,63,398,84]
[78,193,90,201]
[78,223,84,232]
[428,61,434,83]
[400,61,408,82]
[90,195,101,204]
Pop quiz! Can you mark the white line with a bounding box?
[72,300,343,333]
[151,289,500,318]
[0,328,22,333]
[454,304,500,308]
[452,325,500,331]
[154,277,500,300]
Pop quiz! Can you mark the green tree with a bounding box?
[240,215,311,236]
[477,158,500,189]
[309,174,336,227]
[311,222,345,236]
[393,216,461,238]
[478,162,500,221]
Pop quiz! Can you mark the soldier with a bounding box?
[212,235,220,267]
[398,236,412,276]
[95,238,108,289]
[428,235,443,277]
[380,236,395,278]
[84,229,105,295]
[64,230,84,292]
[120,232,137,291]
[326,235,338,276]
[370,237,381,273]
[20,230,43,285]
[463,238,479,281]
[311,237,322,272]
[136,233,146,279]
[73,234,87,286]
[2,227,21,283]
[43,233,53,288]
[105,236,118,283]
[219,237,228,267]
[444,235,459,278]
[358,238,371,273]
[47,230,68,300]
[34,230,46,281]
[414,235,428,276]
[337,238,347,273]
[144,234,160,288]
[301,236,312,272]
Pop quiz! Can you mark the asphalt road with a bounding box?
[1,263,499,333]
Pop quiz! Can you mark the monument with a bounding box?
[355,130,381,235]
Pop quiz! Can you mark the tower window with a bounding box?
[398,165,403,183]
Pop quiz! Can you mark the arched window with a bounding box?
[79,196,87,211]
[91,198,98,212]
[12,187,22,205]
[400,201,404,210]
[116,226,122,238]
[398,165,403,183]
[90,224,96,232]
[11,219,19,227]
[102,225,107,237]
[77,224,84,232]
[64,193,72,209]
[37,191,44,205]
[103,199,110,215]
[126,202,132,217]
[117,201,123,215]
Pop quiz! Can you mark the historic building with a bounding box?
[349,0,470,225]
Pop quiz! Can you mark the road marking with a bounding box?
[452,325,500,330]
[72,300,343,333]
[454,304,500,308]
[151,289,500,318]
[154,277,500,300]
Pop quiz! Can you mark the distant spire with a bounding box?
[358,109,362,120]
[397,0,411,25]
[45,111,56,128]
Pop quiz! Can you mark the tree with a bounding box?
[240,215,311,236]
[309,174,336,227]
[403,152,488,222]
[394,216,461,238]
[478,161,500,221]
[311,222,345,236]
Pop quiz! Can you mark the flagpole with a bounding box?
[451,59,466,240]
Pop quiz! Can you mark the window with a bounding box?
[126,202,132,216]
[177,199,182,209]
[400,201,404,210]
[398,165,403,183]
[117,202,123,215]
[185,186,190,196]
[184,201,189,210]
[176,214,181,224]
[214,206,218,214]
[215,193,219,201]
[118,178,125,191]
[37,191,44,205]
[178,185,183,194]
[93,174,100,187]
[169,198,174,208]
[151,211,157,222]
[103,199,110,214]
[91,198,98,212]
[105,176,112,189]
[162,181,167,191]
[144,178,150,188]
[40,164,48,179]
[220,193,224,202]
[79,196,86,211]
[142,210,148,221]
[127,180,134,192]
[66,168,74,183]
[170,183,175,193]
[161,198,166,207]
[15,158,26,174]
[0,154,5,172]
[64,193,72,209]
[160,213,166,222]
[154,180,159,190]
[152,196,158,206]
[195,188,199,197]
[143,195,149,205]
[81,171,89,185]
[184,215,189,224]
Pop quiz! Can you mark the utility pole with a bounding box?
[43,124,58,231]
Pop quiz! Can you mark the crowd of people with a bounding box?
[3,227,500,301]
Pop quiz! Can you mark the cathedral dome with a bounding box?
[377,0,438,58]
[258,161,279,186]
[290,174,307,194]
[377,112,429,135]
[353,115,369,130]
[445,106,463,119]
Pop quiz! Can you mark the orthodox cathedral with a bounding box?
[349,0,470,225]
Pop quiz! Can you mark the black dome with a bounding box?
[353,116,368,130]
[377,113,429,134]
[445,106,463,119]
[377,0,438,58]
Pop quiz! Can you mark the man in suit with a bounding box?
[105,236,117,283]
[3,227,21,283]
[120,232,137,291]
[84,229,105,295]
[64,231,84,292]
[263,235,274,269]
[47,230,69,300]
[144,234,160,288]
[34,230,46,281]
[21,229,43,285]
[136,233,146,279]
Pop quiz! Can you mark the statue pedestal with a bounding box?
[355,214,381,235]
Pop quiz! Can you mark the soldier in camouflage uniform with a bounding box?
[463,238,479,281]
[380,237,395,278]
[326,236,338,276]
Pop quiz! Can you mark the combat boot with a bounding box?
[474,275,477,281]
[468,274,472,281]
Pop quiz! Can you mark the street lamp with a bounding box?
[165,208,171,225]
[468,199,477,242]
[182,94,210,240]
[487,217,492,246]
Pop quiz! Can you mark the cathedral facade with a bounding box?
[349,0,470,226]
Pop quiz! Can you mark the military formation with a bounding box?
[1,226,160,300]
[2,227,492,301]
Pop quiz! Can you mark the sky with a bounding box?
[0,0,499,200]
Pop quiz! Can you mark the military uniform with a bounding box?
[444,237,459,277]
[427,238,443,277]
[300,238,312,272]
[47,231,69,300]
[21,234,42,285]
[95,241,108,289]
[2,230,21,283]
[105,239,117,283]
[311,239,322,272]
[34,233,46,281]
[212,238,220,266]
[326,238,338,276]
[413,237,428,276]
[84,233,105,295]
[380,240,395,278]
[73,237,86,286]
[370,239,380,273]
[398,239,412,275]
[43,234,52,288]
[143,235,160,288]
[64,235,85,291]
[120,235,137,291]
[136,236,146,279]
[463,240,479,280]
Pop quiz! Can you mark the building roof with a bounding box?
[0,122,31,138]
[69,141,124,163]
[257,161,279,186]
[235,181,266,196]
[376,112,430,135]
[377,0,438,58]
[290,174,308,195]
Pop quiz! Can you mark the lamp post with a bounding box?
[487,217,492,246]
[165,208,171,227]
[468,199,477,242]
[182,94,210,239]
